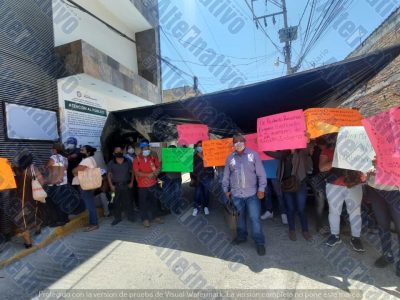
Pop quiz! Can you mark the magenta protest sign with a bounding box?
[257,110,307,151]
[177,124,209,145]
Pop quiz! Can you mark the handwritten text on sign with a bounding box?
[363,111,400,186]
[257,110,307,151]
[244,133,273,160]
[203,138,234,167]
[333,126,375,173]
[177,124,209,145]
[161,148,194,172]
[0,158,17,191]
[390,106,400,157]
[304,108,363,139]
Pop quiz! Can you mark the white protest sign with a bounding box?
[333,126,376,173]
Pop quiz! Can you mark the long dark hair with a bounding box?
[83,145,97,157]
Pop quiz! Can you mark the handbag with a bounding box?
[31,165,47,203]
[224,197,239,239]
[281,154,301,193]
[48,155,65,185]
[78,157,102,190]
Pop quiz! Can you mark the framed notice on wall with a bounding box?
[4,103,59,141]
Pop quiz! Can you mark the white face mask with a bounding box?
[65,144,75,150]
[127,147,135,154]
[234,142,245,152]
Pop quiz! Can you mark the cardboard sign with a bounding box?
[363,111,400,186]
[0,158,17,191]
[161,148,194,172]
[304,108,363,138]
[257,110,307,151]
[203,138,234,167]
[332,126,375,173]
[390,106,400,157]
[245,133,273,160]
[177,124,209,145]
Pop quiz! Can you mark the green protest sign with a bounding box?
[162,148,194,172]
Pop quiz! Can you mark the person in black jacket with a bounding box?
[190,141,214,216]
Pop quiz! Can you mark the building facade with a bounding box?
[0,0,161,164]
[338,7,400,117]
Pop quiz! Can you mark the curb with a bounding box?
[0,208,103,269]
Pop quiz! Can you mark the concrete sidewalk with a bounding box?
[0,183,399,300]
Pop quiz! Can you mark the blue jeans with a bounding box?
[163,178,182,212]
[194,177,212,208]
[232,194,265,245]
[283,183,308,231]
[80,189,98,225]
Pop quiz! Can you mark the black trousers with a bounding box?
[46,185,73,223]
[113,183,135,221]
[138,186,159,221]
[366,186,400,258]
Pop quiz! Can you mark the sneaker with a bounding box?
[374,255,394,268]
[231,238,247,245]
[111,219,122,226]
[281,214,288,225]
[256,244,266,256]
[289,230,297,241]
[192,208,198,217]
[326,235,341,247]
[350,237,365,253]
[261,211,273,220]
[84,225,99,232]
[154,217,164,224]
[204,207,210,215]
[143,220,150,227]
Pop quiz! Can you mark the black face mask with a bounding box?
[114,152,124,158]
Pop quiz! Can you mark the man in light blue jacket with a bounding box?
[222,134,267,256]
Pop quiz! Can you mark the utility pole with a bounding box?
[249,0,298,75]
[281,0,292,74]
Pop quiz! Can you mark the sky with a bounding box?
[159,0,399,94]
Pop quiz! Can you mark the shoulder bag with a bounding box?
[78,157,102,190]
[31,165,47,203]
[48,155,65,185]
[281,154,301,193]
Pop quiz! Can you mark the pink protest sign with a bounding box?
[390,106,400,157]
[257,110,308,151]
[245,133,273,160]
[177,124,209,145]
[362,111,400,186]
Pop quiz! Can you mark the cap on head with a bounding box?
[66,137,78,145]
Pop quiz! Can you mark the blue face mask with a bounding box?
[143,150,151,157]
[196,146,203,153]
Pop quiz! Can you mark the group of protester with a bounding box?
[2,131,399,278]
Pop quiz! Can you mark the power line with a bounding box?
[244,0,283,55]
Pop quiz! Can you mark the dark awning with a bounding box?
[101,44,400,159]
